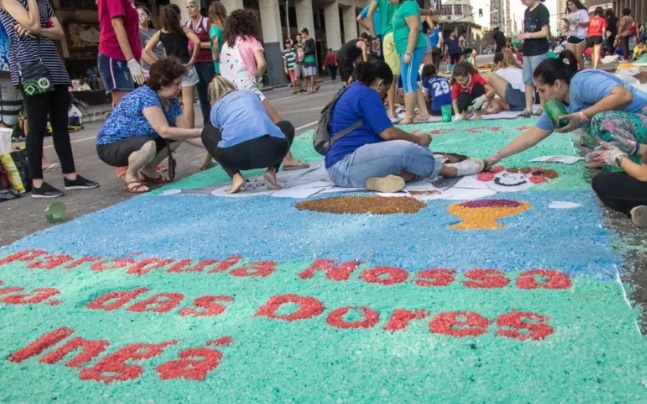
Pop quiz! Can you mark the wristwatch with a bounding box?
[405,51,413,56]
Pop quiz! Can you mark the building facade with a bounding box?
[168,0,369,86]
[489,0,511,34]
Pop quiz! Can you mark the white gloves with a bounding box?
[585,142,628,166]
[452,115,463,122]
[127,59,145,85]
[470,94,487,110]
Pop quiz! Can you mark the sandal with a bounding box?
[314,84,320,93]
[124,180,150,194]
[140,172,171,184]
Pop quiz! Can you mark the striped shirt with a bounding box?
[0,0,70,86]
[282,49,296,70]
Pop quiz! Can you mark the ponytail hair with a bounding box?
[354,60,394,87]
[451,62,478,85]
[532,50,578,85]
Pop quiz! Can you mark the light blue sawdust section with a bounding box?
[156,118,588,193]
[2,189,617,279]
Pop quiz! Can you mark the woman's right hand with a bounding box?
[483,154,501,171]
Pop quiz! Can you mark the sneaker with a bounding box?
[533,108,544,116]
[31,182,64,199]
[64,175,99,190]
[365,175,405,193]
[630,205,647,227]
[517,109,532,118]
[448,158,485,177]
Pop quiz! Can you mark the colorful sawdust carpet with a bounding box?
[0,119,646,402]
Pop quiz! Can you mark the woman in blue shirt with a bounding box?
[203,76,295,194]
[96,58,203,194]
[326,60,484,193]
[484,50,647,170]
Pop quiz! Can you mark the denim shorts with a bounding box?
[504,84,526,111]
[522,54,547,85]
[98,53,135,94]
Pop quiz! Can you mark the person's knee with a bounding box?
[276,120,295,141]
[591,171,614,195]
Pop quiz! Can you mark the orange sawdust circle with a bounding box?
[295,195,426,215]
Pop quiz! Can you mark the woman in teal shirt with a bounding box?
[391,0,428,124]
[208,1,226,74]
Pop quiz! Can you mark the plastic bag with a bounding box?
[0,147,31,193]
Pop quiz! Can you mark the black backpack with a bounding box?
[313,86,362,155]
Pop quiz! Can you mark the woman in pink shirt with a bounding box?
[220,9,308,170]
[97,0,147,107]
[184,0,215,128]
[586,7,607,69]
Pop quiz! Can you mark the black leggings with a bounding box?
[201,121,295,177]
[457,83,486,113]
[24,85,75,180]
[606,33,617,55]
[591,171,647,216]
[450,53,462,65]
[620,36,631,60]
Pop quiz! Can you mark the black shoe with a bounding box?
[31,182,64,199]
[64,175,99,190]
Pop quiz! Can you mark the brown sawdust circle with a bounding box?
[295,195,426,215]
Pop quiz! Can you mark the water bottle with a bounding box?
[544,98,569,129]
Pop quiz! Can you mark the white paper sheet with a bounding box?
[530,155,584,164]
[548,201,583,209]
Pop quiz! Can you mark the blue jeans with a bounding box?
[194,61,216,127]
[399,47,425,93]
[522,54,547,85]
[327,140,442,188]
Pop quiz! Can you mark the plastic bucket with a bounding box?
[441,105,452,122]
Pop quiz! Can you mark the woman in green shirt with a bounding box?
[208,1,226,75]
[391,0,428,124]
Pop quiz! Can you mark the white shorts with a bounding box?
[182,67,199,88]
[241,81,266,102]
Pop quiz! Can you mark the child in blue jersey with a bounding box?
[421,64,452,116]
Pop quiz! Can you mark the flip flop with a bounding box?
[124,180,150,194]
[140,172,171,184]
[283,163,310,171]
[43,163,60,172]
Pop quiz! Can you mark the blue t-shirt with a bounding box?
[445,36,461,55]
[210,90,285,148]
[429,27,440,48]
[536,70,647,131]
[96,85,182,145]
[359,5,382,36]
[423,76,452,111]
[325,82,393,168]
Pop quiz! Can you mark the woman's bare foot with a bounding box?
[227,173,246,194]
[264,168,282,190]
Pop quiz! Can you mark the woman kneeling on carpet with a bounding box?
[202,76,295,194]
[482,50,526,114]
[96,58,204,193]
[484,50,647,170]
[325,60,485,193]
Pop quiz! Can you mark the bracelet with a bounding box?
[405,51,413,56]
